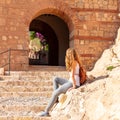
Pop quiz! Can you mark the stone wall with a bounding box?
[69,0,120,69]
[0,0,120,70]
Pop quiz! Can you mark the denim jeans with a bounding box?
[45,77,73,112]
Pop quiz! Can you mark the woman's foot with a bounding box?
[38,111,50,117]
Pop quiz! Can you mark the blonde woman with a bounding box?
[39,48,83,116]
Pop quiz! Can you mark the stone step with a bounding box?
[0,95,52,117]
[0,105,46,115]
[0,76,52,81]
[0,69,65,119]
[0,116,52,120]
[28,65,66,70]
[0,96,49,105]
[0,76,54,81]
[7,71,68,76]
[0,92,52,98]
[2,71,69,81]
[0,86,53,92]
[0,80,53,87]
[0,95,53,119]
[0,91,52,97]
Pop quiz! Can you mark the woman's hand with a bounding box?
[67,86,76,92]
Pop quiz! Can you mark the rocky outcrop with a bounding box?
[87,27,120,78]
[51,28,120,120]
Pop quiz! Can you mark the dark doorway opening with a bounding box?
[29,14,69,66]
[29,20,58,65]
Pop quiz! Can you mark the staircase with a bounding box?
[0,66,69,120]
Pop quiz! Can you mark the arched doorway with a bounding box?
[29,14,69,66]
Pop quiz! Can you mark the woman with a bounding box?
[39,48,83,116]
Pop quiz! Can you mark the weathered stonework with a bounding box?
[0,0,120,70]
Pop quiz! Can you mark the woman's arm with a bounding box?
[67,60,77,91]
[71,60,77,88]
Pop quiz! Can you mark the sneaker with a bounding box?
[38,111,50,117]
[55,97,59,103]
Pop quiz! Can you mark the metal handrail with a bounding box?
[0,48,11,75]
[0,49,9,54]
[0,48,28,75]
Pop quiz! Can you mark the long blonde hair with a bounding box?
[65,48,82,71]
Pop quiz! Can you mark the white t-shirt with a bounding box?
[69,62,80,86]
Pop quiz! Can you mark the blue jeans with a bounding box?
[45,77,73,112]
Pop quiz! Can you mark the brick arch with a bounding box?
[24,1,76,66]
[31,8,74,33]
[24,0,75,39]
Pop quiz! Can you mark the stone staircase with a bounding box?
[0,66,69,120]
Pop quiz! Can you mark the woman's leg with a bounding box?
[40,77,72,116]
[45,81,72,113]
[53,77,69,90]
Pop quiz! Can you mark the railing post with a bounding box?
[8,48,11,75]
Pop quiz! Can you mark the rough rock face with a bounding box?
[51,28,120,120]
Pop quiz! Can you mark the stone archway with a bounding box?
[24,1,76,66]
[25,2,75,44]
[29,19,59,66]
[29,14,69,66]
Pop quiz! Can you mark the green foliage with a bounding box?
[106,66,115,71]
[29,31,36,40]
[44,44,49,51]
[29,31,49,52]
